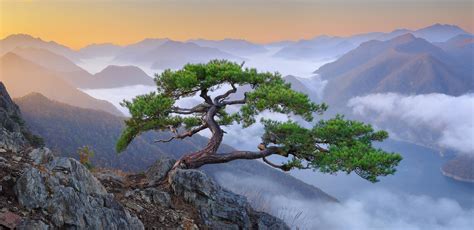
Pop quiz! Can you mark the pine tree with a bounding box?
[117,60,401,182]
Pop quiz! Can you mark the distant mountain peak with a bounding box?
[3,33,38,41]
[92,64,154,88]
[421,23,466,31]
[1,51,25,62]
[96,64,150,77]
[136,38,171,45]
[2,33,63,47]
[413,23,469,42]
[80,43,122,48]
[21,92,50,101]
[391,33,417,43]
[1,33,79,60]
[391,28,411,33]
[100,64,140,71]
[161,40,198,47]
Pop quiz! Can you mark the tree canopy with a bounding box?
[117,60,401,182]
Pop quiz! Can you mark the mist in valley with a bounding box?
[77,39,474,229]
[2,21,473,229]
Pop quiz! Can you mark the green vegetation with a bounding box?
[78,145,95,170]
[23,131,44,148]
[117,60,401,182]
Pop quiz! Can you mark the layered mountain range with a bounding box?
[315,33,473,105]
[1,23,472,186]
[0,53,123,116]
[274,23,469,61]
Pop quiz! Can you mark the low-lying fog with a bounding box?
[80,55,474,230]
[77,47,330,78]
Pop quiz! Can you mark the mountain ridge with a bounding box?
[314,33,472,105]
[91,65,155,88]
[0,52,123,116]
[1,33,79,61]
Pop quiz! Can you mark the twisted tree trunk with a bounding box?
[173,105,280,170]
[173,105,224,169]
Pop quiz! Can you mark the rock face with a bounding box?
[0,84,143,229]
[0,84,290,229]
[170,169,252,229]
[14,148,144,229]
[0,82,32,151]
[3,150,290,229]
[144,157,289,229]
[169,167,290,230]
[145,157,176,186]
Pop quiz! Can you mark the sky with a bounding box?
[1,0,473,49]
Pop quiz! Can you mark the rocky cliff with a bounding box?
[0,82,289,229]
[0,83,42,151]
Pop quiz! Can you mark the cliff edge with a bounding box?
[0,82,289,229]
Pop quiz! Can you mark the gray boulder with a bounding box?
[28,147,53,165]
[140,188,172,207]
[14,150,144,229]
[145,157,175,185]
[0,128,27,152]
[169,168,289,230]
[252,212,292,230]
[16,219,49,230]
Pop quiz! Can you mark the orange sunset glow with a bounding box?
[1,0,473,49]
[1,0,474,229]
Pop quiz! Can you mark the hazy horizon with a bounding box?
[1,22,470,50]
[1,2,473,228]
[2,0,473,49]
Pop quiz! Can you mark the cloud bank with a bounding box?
[216,173,474,230]
[348,93,474,154]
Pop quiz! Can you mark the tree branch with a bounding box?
[180,146,284,169]
[315,144,329,153]
[200,89,213,105]
[171,104,209,114]
[221,98,246,106]
[155,124,208,143]
[171,89,201,99]
[262,157,290,171]
[214,83,237,104]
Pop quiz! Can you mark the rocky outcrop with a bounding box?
[0,82,42,152]
[14,149,143,229]
[170,169,253,229]
[144,157,289,229]
[0,84,290,229]
[165,159,289,229]
[95,157,290,229]
[2,149,289,229]
[0,83,144,229]
[145,157,175,186]
[0,83,28,152]
[0,146,144,229]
